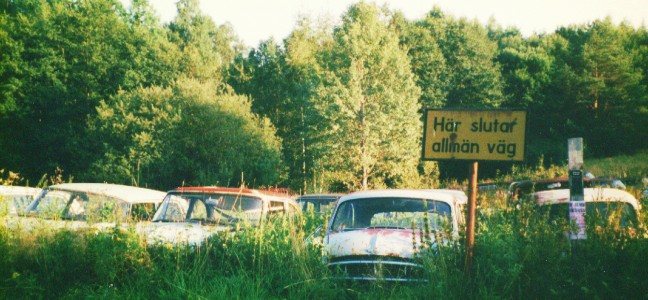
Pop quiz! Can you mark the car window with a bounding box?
[130,203,157,221]
[34,190,72,219]
[300,198,337,213]
[85,194,125,222]
[190,198,208,221]
[302,201,316,212]
[266,201,287,219]
[269,201,284,210]
[331,198,452,231]
[63,194,88,220]
[153,195,190,222]
[10,195,36,215]
[154,192,263,225]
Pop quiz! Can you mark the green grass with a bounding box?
[2,198,648,299]
[586,151,648,180]
[1,152,647,299]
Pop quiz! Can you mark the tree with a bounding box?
[167,0,242,84]
[409,8,504,109]
[0,0,141,179]
[488,23,553,109]
[88,79,283,189]
[122,0,182,88]
[545,20,647,158]
[395,8,448,109]
[314,3,421,190]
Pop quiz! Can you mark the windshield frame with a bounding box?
[329,197,453,232]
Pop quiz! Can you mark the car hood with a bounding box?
[136,221,230,246]
[325,228,435,259]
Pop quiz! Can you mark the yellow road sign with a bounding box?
[422,110,527,161]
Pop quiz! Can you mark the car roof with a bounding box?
[0,186,42,196]
[169,186,295,202]
[338,189,463,205]
[49,183,165,204]
[533,188,640,210]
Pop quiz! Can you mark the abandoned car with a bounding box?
[532,187,640,229]
[141,186,299,245]
[322,189,466,281]
[17,183,165,231]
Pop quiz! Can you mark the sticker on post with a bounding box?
[569,201,586,240]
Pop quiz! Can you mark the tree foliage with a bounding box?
[89,79,283,188]
[0,0,646,188]
[312,3,421,190]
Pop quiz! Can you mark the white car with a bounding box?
[140,186,299,245]
[532,187,640,228]
[322,189,466,282]
[15,183,165,231]
[0,186,42,216]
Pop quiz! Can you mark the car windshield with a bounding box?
[28,190,128,222]
[298,196,338,213]
[152,192,263,225]
[1,193,38,216]
[30,190,71,219]
[330,197,452,231]
[541,202,638,227]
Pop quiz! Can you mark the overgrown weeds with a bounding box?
[1,157,647,298]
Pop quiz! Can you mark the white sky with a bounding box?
[122,0,648,47]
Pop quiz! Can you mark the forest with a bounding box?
[1,0,647,192]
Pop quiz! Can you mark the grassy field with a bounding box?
[1,153,647,299]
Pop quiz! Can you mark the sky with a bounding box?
[122,0,648,47]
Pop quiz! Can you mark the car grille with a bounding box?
[328,255,426,282]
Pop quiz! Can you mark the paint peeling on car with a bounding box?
[327,228,434,258]
[322,189,465,281]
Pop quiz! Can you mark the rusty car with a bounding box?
[322,189,466,282]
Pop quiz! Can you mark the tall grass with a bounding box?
[2,198,647,299]
[1,152,648,299]
[586,151,648,180]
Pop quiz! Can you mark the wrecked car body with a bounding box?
[532,187,641,229]
[140,186,299,245]
[13,183,165,232]
[322,189,465,282]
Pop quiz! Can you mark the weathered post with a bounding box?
[568,137,586,240]
[465,161,478,274]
